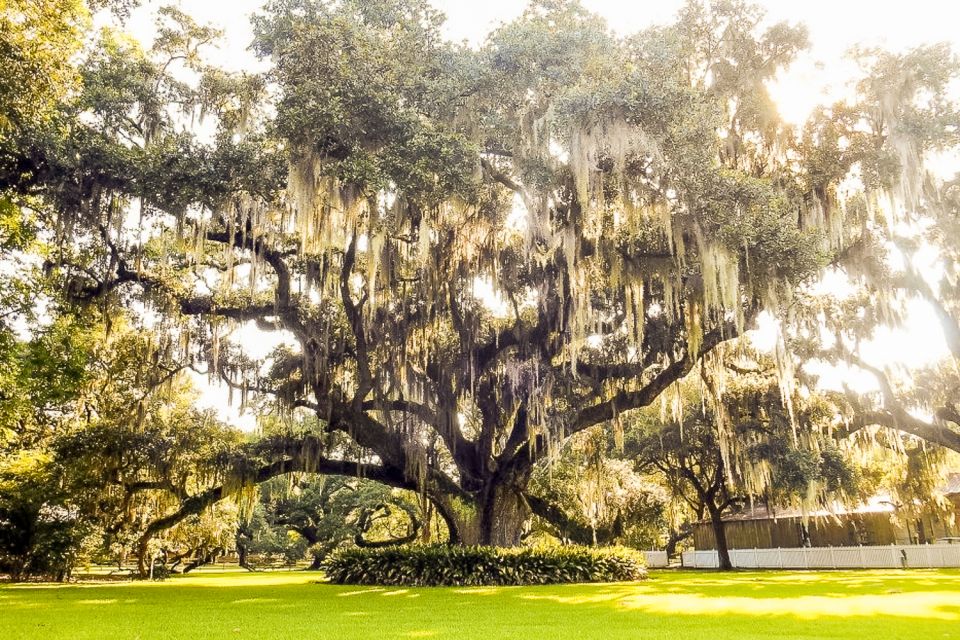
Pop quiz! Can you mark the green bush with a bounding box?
[322,545,647,586]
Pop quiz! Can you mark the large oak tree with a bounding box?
[4,0,957,548]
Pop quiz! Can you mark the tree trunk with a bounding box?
[306,554,324,571]
[135,536,151,578]
[419,495,434,543]
[237,541,255,572]
[183,546,224,573]
[448,481,531,546]
[665,524,695,559]
[482,482,530,546]
[708,506,732,570]
[291,527,326,571]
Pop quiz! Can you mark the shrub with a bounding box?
[322,544,646,586]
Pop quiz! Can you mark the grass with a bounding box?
[1,568,958,639]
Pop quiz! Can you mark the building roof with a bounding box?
[716,498,896,524]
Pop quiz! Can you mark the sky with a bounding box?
[112,0,960,428]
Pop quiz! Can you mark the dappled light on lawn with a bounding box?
[514,571,960,621]
[3,570,959,640]
[616,591,959,621]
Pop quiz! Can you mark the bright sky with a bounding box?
[113,0,959,427]
[113,0,960,139]
[122,0,960,123]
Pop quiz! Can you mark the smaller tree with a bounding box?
[629,366,862,569]
[631,403,739,569]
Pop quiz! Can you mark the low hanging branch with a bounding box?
[839,354,960,454]
[354,502,422,548]
[525,494,622,546]
[846,410,960,454]
[132,452,417,576]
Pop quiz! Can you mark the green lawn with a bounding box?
[1,569,958,639]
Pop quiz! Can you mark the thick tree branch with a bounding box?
[340,232,374,405]
[134,453,416,573]
[570,316,748,434]
[480,158,525,195]
[525,493,620,545]
[845,409,960,453]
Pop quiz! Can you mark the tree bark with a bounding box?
[445,481,531,546]
[525,494,620,545]
[481,482,530,546]
[665,524,695,559]
[708,506,733,570]
[136,537,150,578]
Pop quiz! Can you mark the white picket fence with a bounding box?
[680,544,960,569]
[643,551,669,568]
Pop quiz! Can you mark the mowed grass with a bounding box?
[2,568,959,640]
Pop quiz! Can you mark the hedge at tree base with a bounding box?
[322,545,647,586]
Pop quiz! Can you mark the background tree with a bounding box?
[245,475,424,570]
[0,313,101,579]
[0,303,253,578]
[628,363,862,569]
[793,43,960,454]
